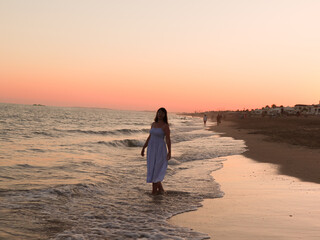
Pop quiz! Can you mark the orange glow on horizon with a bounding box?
[1,1,319,112]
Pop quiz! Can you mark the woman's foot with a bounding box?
[157,182,165,194]
[151,182,165,195]
[158,189,166,195]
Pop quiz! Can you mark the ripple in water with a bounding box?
[0,104,246,239]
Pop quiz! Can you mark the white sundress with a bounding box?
[146,127,168,183]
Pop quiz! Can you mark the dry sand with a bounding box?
[169,121,320,239]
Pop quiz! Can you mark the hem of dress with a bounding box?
[146,178,164,183]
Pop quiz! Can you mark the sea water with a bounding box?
[0,103,246,239]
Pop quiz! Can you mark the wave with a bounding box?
[97,139,144,148]
[54,128,149,136]
[174,141,246,163]
[171,132,213,144]
[32,131,56,137]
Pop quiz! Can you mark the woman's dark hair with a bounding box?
[154,107,168,124]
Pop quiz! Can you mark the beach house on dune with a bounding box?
[268,107,282,116]
[311,104,320,115]
[294,104,320,115]
[251,103,320,116]
[282,107,296,115]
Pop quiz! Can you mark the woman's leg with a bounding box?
[152,183,157,195]
[157,182,165,194]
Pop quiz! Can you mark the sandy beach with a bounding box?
[169,120,320,239]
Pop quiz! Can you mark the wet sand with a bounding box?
[212,120,320,184]
[169,121,320,239]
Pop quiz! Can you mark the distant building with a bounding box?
[268,107,282,116]
[311,104,320,115]
[251,103,319,116]
[252,109,263,115]
[294,104,320,115]
[282,107,296,115]
[294,104,308,112]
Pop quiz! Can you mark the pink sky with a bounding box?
[1,0,319,112]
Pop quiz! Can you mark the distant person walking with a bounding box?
[141,108,171,195]
[217,113,222,125]
[203,114,207,126]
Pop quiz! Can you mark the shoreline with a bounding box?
[169,120,320,239]
[210,120,320,184]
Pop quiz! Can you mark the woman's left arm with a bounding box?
[164,125,171,160]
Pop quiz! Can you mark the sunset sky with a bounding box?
[1,0,319,112]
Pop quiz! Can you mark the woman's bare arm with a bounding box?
[141,123,154,157]
[141,134,150,157]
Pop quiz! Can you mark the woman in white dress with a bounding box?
[141,108,171,195]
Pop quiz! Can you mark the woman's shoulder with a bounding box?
[162,123,170,130]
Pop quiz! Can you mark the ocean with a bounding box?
[0,103,246,239]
